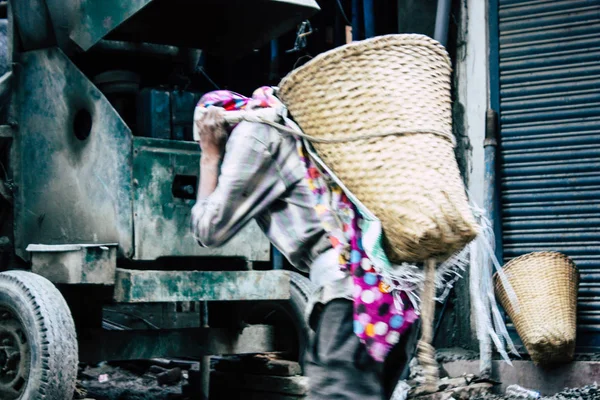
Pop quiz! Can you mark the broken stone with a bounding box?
[156,367,183,386]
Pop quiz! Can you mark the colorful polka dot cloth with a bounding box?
[296,135,418,362]
[196,87,419,362]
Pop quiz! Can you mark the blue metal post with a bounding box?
[484,110,503,263]
[433,0,451,46]
[271,39,278,62]
[482,109,500,379]
[484,0,502,378]
[363,0,375,38]
[488,0,503,261]
[484,110,500,249]
[352,0,362,41]
[269,39,279,82]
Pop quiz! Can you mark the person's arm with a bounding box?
[198,155,221,199]
[196,107,227,200]
[191,116,285,247]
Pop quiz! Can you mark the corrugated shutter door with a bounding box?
[498,0,600,345]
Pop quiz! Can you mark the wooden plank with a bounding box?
[232,393,306,400]
[211,371,309,395]
[410,376,476,397]
[78,325,276,363]
[345,26,353,44]
[212,357,301,377]
[410,383,492,400]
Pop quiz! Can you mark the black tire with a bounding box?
[0,270,78,400]
[242,271,315,371]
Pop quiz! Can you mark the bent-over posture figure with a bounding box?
[192,100,417,400]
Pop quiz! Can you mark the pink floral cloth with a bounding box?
[196,87,418,362]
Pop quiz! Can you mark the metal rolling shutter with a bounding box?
[498,0,600,346]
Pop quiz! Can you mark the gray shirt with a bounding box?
[191,120,354,319]
[191,120,334,272]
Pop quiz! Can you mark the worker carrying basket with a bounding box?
[193,34,518,399]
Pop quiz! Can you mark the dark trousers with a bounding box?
[305,299,419,400]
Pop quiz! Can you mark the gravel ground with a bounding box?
[78,361,599,400]
[78,363,187,400]
[471,384,599,400]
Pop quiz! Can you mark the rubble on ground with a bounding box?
[78,361,188,400]
[77,358,599,400]
[471,383,599,400]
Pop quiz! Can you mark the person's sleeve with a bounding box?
[191,122,284,247]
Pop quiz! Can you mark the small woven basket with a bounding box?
[494,252,579,365]
[278,34,478,263]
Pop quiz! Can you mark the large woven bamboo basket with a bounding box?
[278,34,478,263]
[494,252,579,365]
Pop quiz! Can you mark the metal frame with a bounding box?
[487,0,600,350]
[114,269,291,303]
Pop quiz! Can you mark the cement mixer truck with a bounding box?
[0,1,319,398]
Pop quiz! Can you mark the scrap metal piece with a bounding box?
[14,0,319,56]
[108,0,320,56]
[47,0,154,52]
[13,48,134,260]
[41,0,319,57]
[79,325,276,362]
[27,243,117,284]
[114,269,291,302]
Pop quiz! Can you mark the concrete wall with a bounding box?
[455,0,489,211]
[435,0,491,350]
[393,0,494,353]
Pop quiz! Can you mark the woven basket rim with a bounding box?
[278,34,452,93]
[274,33,478,262]
[493,251,578,284]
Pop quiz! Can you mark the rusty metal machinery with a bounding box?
[11,0,319,262]
[0,0,320,398]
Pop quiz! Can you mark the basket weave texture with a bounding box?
[494,252,579,365]
[279,34,478,262]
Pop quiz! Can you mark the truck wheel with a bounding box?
[0,270,78,400]
[243,272,315,371]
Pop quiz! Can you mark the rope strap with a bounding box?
[198,107,457,147]
[246,115,457,147]
[417,258,440,390]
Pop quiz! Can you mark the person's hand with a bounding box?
[196,107,227,161]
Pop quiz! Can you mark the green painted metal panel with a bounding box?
[13,47,134,259]
[114,269,290,302]
[132,137,270,261]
